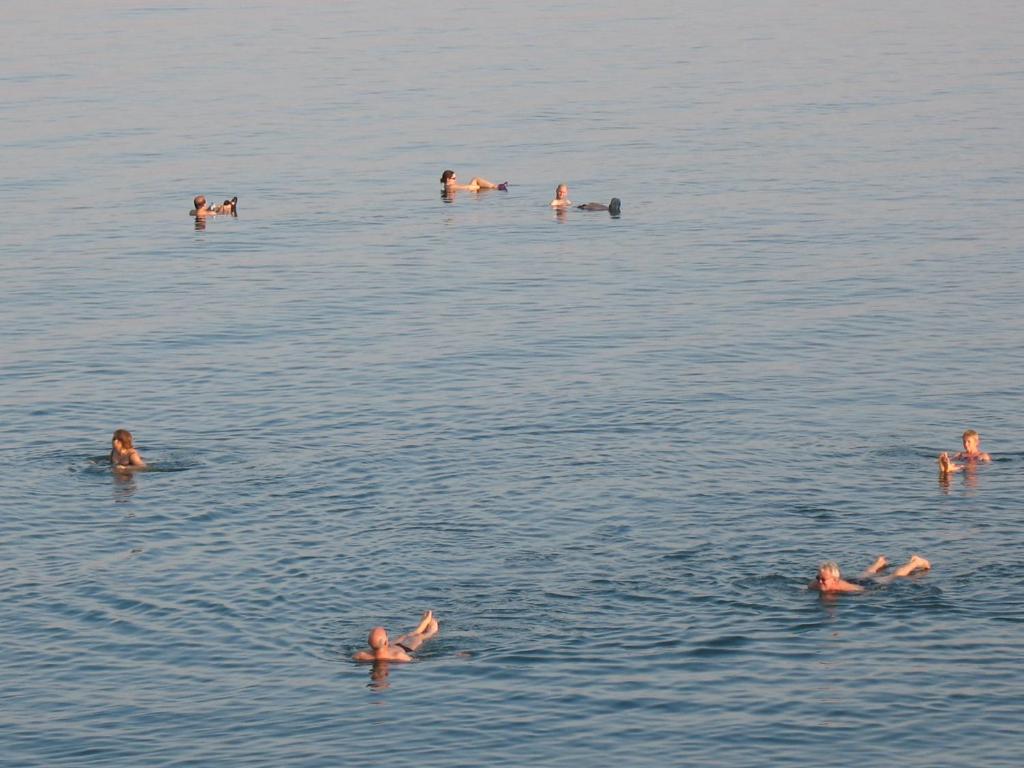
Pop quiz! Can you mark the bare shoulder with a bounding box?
[387,647,413,662]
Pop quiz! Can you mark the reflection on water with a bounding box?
[938,465,983,492]
[111,469,138,503]
[366,662,392,691]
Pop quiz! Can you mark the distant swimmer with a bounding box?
[577,198,621,215]
[190,195,238,217]
[550,183,572,208]
[440,170,508,193]
[110,429,146,470]
[811,554,931,594]
[938,429,991,473]
[353,610,439,663]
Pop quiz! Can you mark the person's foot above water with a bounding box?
[866,555,889,574]
[908,554,931,572]
[413,610,433,634]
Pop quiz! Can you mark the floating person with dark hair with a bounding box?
[938,428,992,474]
[190,195,238,217]
[810,554,931,594]
[353,610,439,662]
[440,170,507,193]
[577,197,621,215]
[110,429,146,470]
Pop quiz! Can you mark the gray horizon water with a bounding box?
[2,1,1023,765]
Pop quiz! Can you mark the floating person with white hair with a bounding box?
[811,555,931,594]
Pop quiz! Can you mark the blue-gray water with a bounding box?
[2,1,1023,766]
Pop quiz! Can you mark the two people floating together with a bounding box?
[439,170,621,214]
[815,428,995,596]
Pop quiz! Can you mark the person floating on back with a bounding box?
[938,429,991,474]
[190,195,238,217]
[353,610,439,662]
[811,554,931,593]
[440,170,507,193]
[110,429,146,470]
[577,198,621,215]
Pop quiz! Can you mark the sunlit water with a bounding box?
[2,1,1023,766]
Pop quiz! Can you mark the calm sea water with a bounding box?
[2,1,1023,766]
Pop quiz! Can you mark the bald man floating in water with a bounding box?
[811,554,931,594]
[190,195,237,217]
[353,610,439,662]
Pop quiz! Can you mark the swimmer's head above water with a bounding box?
[368,627,389,650]
[112,428,135,451]
[110,428,146,469]
[550,183,571,207]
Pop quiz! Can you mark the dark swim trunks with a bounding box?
[396,642,414,653]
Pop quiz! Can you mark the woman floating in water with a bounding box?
[353,610,439,662]
[110,429,146,470]
[811,554,931,594]
[440,170,507,193]
[938,429,992,473]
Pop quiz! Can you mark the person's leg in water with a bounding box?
[861,555,889,577]
[869,554,931,584]
[468,177,508,190]
[892,554,930,576]
[393,610,439,652]
[938,452,963,474]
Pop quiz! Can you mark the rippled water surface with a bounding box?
[2,1,1023,766]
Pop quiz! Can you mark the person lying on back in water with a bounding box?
[810,554,931,593]
[353,610,439,662]
[440,170,507,193]
[190,195,238,217]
